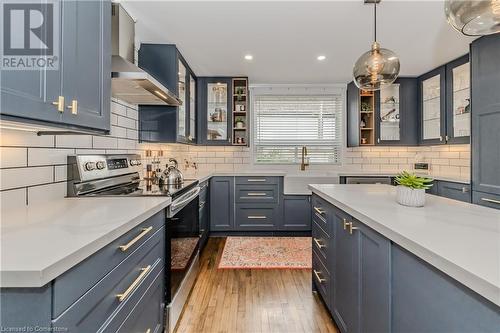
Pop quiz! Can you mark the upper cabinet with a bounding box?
[198,77,249,146]
[138,45,196,143]
[446,55,470,144]
[419,66,446,145]
[418,55,471,145]
[1,0,111,133]
[347,78,418,147]
[470,35,500,210]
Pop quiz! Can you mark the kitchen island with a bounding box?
[309,184,500,333]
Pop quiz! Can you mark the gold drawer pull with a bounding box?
[247,179,266,182]
[313,238,326,249]
[67,99,78,115]
[313,270,326,283]
[343,218,349,230]
[117,265,151,302]
[247,192,267,196]
[248,215,267,219]
[119,226,153,252]
[481,197,500,205]
[348,222,359,235]
[52,96,65,113]
[145,329,151,333]
[314,207,325,215]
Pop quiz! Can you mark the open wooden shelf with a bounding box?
[359,91,375,145]
[232,78,249,146]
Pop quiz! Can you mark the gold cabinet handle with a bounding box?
[116,265,151,302]
[462,187,469,193]
[52,96,65,113]
[119,226,153,252]
[445,135,449,142]
[247,192,267,196]
[348,222,359,235]
[343,218,349,230]
[481,198,500,205]
[313,270,326,283]
[247,179,266,182]
[439,136,443,142]
[248,215,267,219]
[314,207,325,215]
[145,329,151,333]
[67,99,78,115]
[313,238,326,249]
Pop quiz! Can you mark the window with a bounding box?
[253,93,343,164]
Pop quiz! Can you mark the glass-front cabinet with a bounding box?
[199,77,233,145]
[378,83,400,142]
[189,74,196,142]
[446,55,470,144]
[419,66,446,145]
[177,60,187,141]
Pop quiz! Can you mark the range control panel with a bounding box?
[68,154,142,182]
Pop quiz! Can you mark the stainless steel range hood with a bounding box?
[111,3,181,106]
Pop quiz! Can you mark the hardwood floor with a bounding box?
[174,237,339,333]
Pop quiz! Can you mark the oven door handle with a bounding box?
[170,186,201,211]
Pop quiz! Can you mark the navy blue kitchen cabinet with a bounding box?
[198,77,233,145]
[0,0,111,133]
[471,35,500,210]
[391,245,500,333]
[375,78,419,145]
[0,210,166,332]
[346,82,361,147]
[138,44,196,143]
[209,177,235,231]
[437,181,471,203]
[282,195,311,231]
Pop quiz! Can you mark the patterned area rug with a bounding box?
[218,237,312,269]
[171,237,198,270]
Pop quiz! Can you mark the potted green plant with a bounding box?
[395,171,433,207]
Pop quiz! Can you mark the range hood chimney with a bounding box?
[111,3,181,106]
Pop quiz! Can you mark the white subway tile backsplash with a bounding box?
[110,125,127,139]
[0,166,53,190]
[111,102,127,117]
[93,136,118,149]
[0,147,27,168]
[28,148,74,166]
[54,165,67,182]
[126,108,139,120]
[0,188,27,209]
[0,129,54,147]
[117,116,136,129]
[28,182,66,205]
[55,135,93,148]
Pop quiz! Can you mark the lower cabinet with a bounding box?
[0,211,167,332]
[209,177,235,231]
[209,176,312,233]
[437,181,471,202]
[312,194,500,333]
[199,180,209,250]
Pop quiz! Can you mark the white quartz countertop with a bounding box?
[309,184,500,307]
[192,171,288,183]
[0,197,171,288]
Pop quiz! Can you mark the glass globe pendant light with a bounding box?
[445,0,500,36]
[353,0,400,91]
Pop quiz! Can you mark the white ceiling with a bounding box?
[121,0,476,84]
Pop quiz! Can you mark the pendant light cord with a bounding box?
[374,2,377,42]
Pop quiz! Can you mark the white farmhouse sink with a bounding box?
[284,172,339,194]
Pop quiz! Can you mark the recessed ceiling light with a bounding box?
[317,55,326,61]
[244,54,253,60]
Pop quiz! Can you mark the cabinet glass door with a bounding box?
[189,75,196,141]
[207,83,228,141]
[178,61,187,139]
[451,62,470,138]
[379,84,400,141]
[422,74,442,140]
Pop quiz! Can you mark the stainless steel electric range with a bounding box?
[67,154,200,333]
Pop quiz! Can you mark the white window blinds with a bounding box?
[253,94,343,164]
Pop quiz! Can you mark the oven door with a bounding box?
[165,195,200,303]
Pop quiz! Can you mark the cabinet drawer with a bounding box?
[104,268,164,333]
[53,210,165,317]
[236,176,280,185]
[312,220,331,263]
[235,204,277,230]
[312,195,331,233]
[473,191,500,210]
[235,184,278,204]
[53,228,164,332]
[313,249,331,308]
[438,181,471,202]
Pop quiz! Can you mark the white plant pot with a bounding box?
[396,186,426,207]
